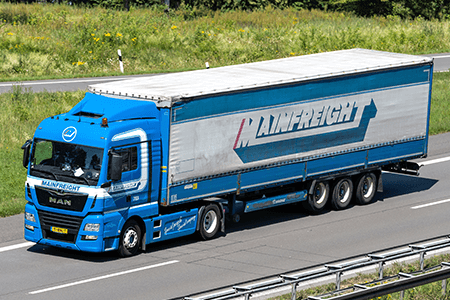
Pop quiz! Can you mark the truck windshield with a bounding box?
[30,139,103,186]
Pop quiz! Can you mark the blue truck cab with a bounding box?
[23,93,207,256]
[22,49,433,256]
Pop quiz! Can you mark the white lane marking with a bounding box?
[432,55,450,59]
[0,77,127,87]
[0,242,34,253]
[420,156,450,166]
[411,199,450,210]
[29,260,179,295]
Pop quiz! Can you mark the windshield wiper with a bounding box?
[32,168,59,181]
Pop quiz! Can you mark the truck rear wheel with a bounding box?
[118,219,141,257]
[355,172,377,205]
[199,204,221,240]
[331,177,353,210]
[303,181,329,213]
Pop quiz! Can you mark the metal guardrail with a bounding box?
[308,262,450,300]
[184,236,450,300]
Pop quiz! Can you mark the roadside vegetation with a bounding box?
[0,87,84,217]
[1,3,450,80]
[272,253,450,300]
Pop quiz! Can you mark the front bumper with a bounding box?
[24,203,112,253]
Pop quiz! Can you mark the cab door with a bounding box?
[109,142,150,210]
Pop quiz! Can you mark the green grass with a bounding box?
[272,253,450,300]
[430,72,450,135]
[1,3,450,80]
[0,87,84,217]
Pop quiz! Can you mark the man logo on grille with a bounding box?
[49,196,72,206]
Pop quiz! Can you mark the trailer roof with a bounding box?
[88,48,432,107]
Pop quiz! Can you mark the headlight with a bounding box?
[25,212,36,222]
[84,223,100,232]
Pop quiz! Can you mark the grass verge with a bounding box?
[0,87,84,217]
[1,3,450,80]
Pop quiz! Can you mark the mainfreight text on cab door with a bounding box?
[22,49,433,257]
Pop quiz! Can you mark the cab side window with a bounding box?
[117,147,138,172]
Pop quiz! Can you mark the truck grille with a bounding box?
[38,210,84,243]
[35,186,88,212]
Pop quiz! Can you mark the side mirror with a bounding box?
[108,151,122,181]
[21,140,32,168]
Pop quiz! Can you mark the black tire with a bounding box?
[118,219,141,257]
[355,172,377,205]
[331,177,353,210]
[199,204,221,240]
[303,181,330,213]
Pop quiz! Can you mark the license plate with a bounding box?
[51,226,68,234]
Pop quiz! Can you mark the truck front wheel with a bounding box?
[355,173,377,205]
[303,181,329,213]
[199,204,221,240]
[118,219,141,257]
[331,178,353,210]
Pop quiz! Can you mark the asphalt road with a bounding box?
[1,132,450,300]
[1,54,450,299]
[428,52,450,72]
[0,52,449,94]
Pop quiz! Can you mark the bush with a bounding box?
[328,0,450,20]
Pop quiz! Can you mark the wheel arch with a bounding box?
[195,200,225,234]
[122,215,147,251]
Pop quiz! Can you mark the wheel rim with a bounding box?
[203,210,218,234]
[362,176,374,199]
[123,227,138,249]
[338,181,351,203]
[314,183,327,205]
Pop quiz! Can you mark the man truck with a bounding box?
[22,49,433,256]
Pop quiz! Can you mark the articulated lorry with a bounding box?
[22,49,433,256]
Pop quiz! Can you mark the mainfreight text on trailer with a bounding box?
[22,49,433,256]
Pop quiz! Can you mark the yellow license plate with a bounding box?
[51,226,68,234]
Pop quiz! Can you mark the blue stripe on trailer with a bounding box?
[172,65,430,123]
[244,190,308,213]
[168,138,427,204]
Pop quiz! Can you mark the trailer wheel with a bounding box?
[355,173,377,205]
[118,219,141,257]
[199,204,221,240]
[303,181,329,212]
[331,178,353,210]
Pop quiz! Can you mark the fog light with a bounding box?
[25,224,34,231]
[84,223,100,232]
[82,235,98,240]
[25,212,36,223]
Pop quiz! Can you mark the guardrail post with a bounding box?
[336,271,342,290]
[420,251,426,270]
[378,261,384,279]
[291,282,298,300]
[442,279,447,296]
[400,290,405,300]
[441,262,450,297]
